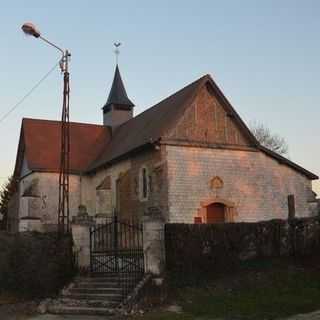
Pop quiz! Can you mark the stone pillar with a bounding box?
[143,207,165,275]
[71,210,95,271]
[19,217,43,232]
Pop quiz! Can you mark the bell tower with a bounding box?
[103,64,134,130]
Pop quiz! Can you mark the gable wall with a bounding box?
[20,154,31,178]
[165,145,315,223]
[166,84,252,146]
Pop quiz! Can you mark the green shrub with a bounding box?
[0,231,75,298]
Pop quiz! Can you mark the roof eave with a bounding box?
[259,145,318,180]
[86,142,156,174]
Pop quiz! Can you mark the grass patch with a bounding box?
[179,267,320,319]
[139,257,320,320]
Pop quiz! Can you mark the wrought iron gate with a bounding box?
[90,215,144,275]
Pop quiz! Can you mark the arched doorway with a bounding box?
[206,202,226,223]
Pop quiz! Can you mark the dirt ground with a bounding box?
[0,301,38,320]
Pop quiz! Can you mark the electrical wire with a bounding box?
[0,61,60,124]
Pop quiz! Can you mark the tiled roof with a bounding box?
[20,118,111,174]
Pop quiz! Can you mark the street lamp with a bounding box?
[22,22,71,233]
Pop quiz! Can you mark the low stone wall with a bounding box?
[165,218,320,279]
[0,231,75,297]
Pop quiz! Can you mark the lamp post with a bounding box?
[22,22,71,233]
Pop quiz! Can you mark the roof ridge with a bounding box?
[22,117,107,128]
[113,74,209,133]
[87,74,210,171]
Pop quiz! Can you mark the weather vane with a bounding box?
[114,42,121,64]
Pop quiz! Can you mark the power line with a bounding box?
[0,61,60,124]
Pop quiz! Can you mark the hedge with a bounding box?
[165,217,320,281]
[0,231,75,297]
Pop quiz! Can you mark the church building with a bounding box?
[9,65,318,232]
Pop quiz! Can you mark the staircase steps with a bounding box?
[74,282,123,289]
[59,298,118,308]
[48,305,115,316]
[69,287,122,294]
[62,293,123,301]
[48,273,140,316]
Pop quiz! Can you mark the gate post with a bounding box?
[71,214,95,272]
[113,213,119,273]
[143,207,165,275]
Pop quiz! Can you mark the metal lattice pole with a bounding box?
[20,23,71,233]
[58,51,71,233]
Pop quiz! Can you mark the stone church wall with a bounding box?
[126,147,169,220]
[81,147,169,221]
[166,145,315,223]
[18,172,81,231]
[81,160,131,217]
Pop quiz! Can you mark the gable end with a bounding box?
[164,78,258,148]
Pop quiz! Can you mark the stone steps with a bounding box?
[63,293,123,301]
[59,298,118,308]
[75,276,136,282]
[48,305,116,316]
[70,287,123,294]
[48,273,139,315]
[75,282,123,288]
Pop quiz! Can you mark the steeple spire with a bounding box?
[102,59,134,129]
[103,65,134,110]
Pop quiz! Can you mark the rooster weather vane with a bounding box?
[114,42,121,64]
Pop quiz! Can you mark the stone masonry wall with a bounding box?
[18,172,81,231]
[82,160,131,217]
[128,146,169,220]
[166,145,315,223]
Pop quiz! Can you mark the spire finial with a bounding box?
[114,42,121,65]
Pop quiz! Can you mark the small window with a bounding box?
[142,168,147,198]
[139,166,149,201]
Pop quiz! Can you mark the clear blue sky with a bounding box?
[0,0,319,194]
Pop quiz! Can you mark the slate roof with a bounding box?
[15,118,110,176]
[15,74,318,181]
[88,74,318,180]
[103,65,134,110]
[88,74,208,171]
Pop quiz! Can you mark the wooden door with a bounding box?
[206,203,225,223]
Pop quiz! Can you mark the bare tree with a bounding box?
[250,121,289,156]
